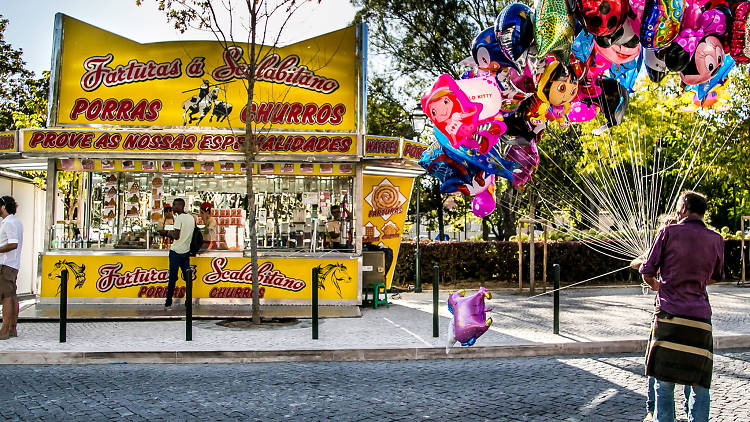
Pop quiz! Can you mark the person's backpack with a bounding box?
[189,224,203,257]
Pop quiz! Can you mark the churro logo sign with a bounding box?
[365,178,407,221]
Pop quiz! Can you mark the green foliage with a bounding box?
[0,15,38,131]
[366,75,416,137]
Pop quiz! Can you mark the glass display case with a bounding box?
[50,162,355,252]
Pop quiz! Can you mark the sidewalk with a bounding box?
[0,284,749,364]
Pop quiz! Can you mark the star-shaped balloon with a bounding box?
[534,0,574,59]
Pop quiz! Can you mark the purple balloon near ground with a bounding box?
[448,287,493,346]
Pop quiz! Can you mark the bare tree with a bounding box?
[140,0,317,324]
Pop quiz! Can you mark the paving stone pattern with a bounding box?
[1,350,749,421]
[1,285,749,354]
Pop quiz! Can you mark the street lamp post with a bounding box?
[410,105,427,293]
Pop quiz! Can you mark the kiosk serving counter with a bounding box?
[5,14,426,310]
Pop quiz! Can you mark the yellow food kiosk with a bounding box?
[3,14,426,314]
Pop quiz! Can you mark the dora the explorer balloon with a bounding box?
[527,61,579,128]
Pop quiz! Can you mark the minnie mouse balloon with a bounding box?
[666,8,729,85]
[447,288,493,347]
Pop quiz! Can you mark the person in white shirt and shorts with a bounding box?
[0,196,22,339]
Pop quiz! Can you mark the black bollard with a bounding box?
[186,269,192,341]
[59,269,68,343]
[433,265,439,338]
[553,264,560,335]
[312,267,319,340]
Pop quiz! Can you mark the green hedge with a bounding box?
[394,240,745,285]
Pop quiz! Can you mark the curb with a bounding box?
[2,335,749,365]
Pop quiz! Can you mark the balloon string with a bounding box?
[524,265,632,300]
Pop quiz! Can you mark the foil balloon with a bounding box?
[472,27,514,74]
[505,141,540,189]
[645,48,669,82]
[666,8,729,85]
[418,142,472,194]
[495,3,536,71]
[571,30,596,63]
[456,173,497,217]
[534,0,575,58]
[609,49,643,92]
[447,288,493,347]
[729,1,750,64]
[433,126,517,182]
[595,22,642,65]
[528,61,579,127]
[640,0,684,49]
[421,74,482,151]
[684,54,735,102]
[576,0,631,36]
[567,101,599,122]
[629,0,646,33]
[583,77,629,134]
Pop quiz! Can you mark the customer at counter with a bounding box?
[164,198,195,309]
[327,204,352,249]
[156,204,175,231]
[199,202,218,249]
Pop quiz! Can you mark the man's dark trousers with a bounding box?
[166,250,191,307]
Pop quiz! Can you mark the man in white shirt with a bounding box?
[0,196,22,339]
[165,198,195,308]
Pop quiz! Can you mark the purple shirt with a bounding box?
[640,216,723,319]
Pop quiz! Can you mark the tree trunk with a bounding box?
[481,217,489,240]
[500,188,516,240]
[247,3,260,325]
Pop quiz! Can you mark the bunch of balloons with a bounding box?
[419,0,745,217]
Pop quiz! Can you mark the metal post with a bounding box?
[542,225,548,293]
[186,268,192,341]
[415,177,422,293]
[517,221,523,294]
[312,266,319,339]
[432,265,439,337]
[59,269,68,343]
[553,264,560,335]
[529,195,536,295]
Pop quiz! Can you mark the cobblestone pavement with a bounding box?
[1,350,748,421]
[0,284,748,354]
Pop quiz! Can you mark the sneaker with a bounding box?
[643,412,653,422]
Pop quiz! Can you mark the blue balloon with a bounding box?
[684,56,735,103]
[433,126,516,182]
[609,50,643,93]
[494,3,535,71]
[571,31,595,63]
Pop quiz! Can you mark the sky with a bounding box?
[1,0,359,76]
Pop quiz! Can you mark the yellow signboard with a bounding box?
[57,158,356,176]
[50,14,361,132]
[363,136,400,158]
[361,175,415,289]
[401,139,428,163]
[41,254,358,301]
[0,131,16,152]
[21,128,355,155]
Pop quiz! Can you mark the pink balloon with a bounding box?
[447,287,493,346]
[472,188,496,218]
[567,102,598,122]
